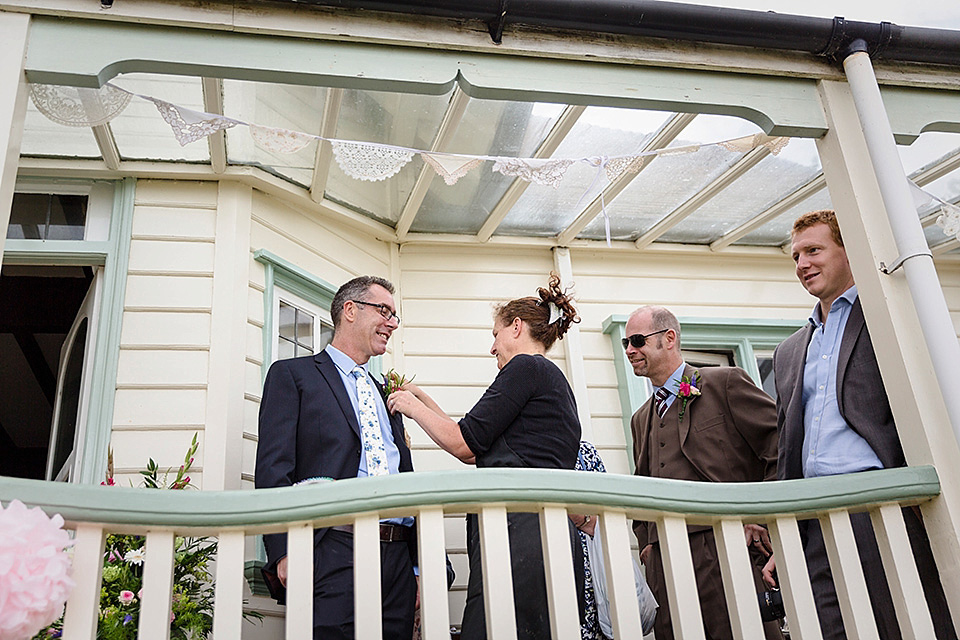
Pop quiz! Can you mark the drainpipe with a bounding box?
[840,39,960,444]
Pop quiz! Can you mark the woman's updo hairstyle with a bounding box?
[494,272,580,351]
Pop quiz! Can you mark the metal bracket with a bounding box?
[878,249,933,274]
[487,0,508,45]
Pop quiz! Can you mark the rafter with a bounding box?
[394,86,470,242]
[310,87,344,203]
[556,112,696,246]
[91,124,121,171]
[931,237,960,255]
[201,77,227,174]
[635,145,772,250]
[476,105,586,242]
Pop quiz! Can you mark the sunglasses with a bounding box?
[621,329,668,350]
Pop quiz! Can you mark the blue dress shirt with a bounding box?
[801,286,884,477]
[653,363,687,413]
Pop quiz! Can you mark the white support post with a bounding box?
[539,506,580,640]
[597,510,643,638]
[817,76,960,626]
[417,507,451,640]
[138,530,176,640]
[768,515,823,640]
[552,247,592,440]
[819,510,880,639]
[478,505,518,640]
[62,524,106,640]
[212,530,246,639]
[285,523,314,640]
[0,11,30,267]
[658,515,706,640]
[714,518,765,640]
[354,513,383,640]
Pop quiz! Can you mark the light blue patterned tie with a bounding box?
[352,367,390,476]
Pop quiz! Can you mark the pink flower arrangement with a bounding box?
[0,500,74,640]
[674,370,702,421]
[118,590,136,605]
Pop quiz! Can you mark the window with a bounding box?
[275,292,334,362]
[602,315,801,471]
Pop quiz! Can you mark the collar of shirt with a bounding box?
[325,343,367,378]
[809,284,858,328]
[653,362,687,411]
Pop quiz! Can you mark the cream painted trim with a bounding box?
[552,247,591,440]
[0,10,29,264]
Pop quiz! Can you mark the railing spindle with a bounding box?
[659,514,706,640]
[285,523,314,640]
[138,530,175,640]
[354,513,383,640]
[61,523,106,640]
[871,504,936,639]
[211,530,245,638]
[540,506,580,640]
[768,515,823,640]
[479,505,518,640]
[714,518,765,640]
[597,510,643,638]
[820,510,880,638]
[417,507,451,640]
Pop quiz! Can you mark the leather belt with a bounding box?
[329,523,412,542]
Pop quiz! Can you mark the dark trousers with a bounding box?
[461,512,586,640]
[801,509,956,640]
[312,528,417,640]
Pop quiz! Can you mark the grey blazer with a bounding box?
[772,297,905,480]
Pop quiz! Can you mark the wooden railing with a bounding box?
[0,465,945,640]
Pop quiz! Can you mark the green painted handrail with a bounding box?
[0,466,939,534]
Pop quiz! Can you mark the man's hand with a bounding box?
[761,556,777,589]
[277,556,288,587]
[744,523,773,557]
[639,544,652,566]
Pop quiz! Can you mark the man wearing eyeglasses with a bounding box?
[255,275,417,640]
[625,305,781,640]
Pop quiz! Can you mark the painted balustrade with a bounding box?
[0,465,944,640]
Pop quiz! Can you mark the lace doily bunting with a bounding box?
[331,141,415,182]
[421,153,484,185]
[147,97,238,146]
[30,84,132,127]
[718,133,790,156]
[936,202,960,238]
[605,155,652,181]
[250,124,316,154]
[492,158,574,189]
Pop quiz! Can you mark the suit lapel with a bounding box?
[314,350,362,438]
[836,298,864,410]
[677,364,695,446]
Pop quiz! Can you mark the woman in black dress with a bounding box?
[387,273,584,639]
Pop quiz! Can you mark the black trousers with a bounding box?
[312,528,417,640]
[801,508,956,640]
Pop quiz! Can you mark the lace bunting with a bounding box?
[717,133,790,155]
[250,124,315,154]
[492,158,574,189]
[331,141,415,182]
[936,202,960,238]
[147,97,238,146]
[421,153,484,185]
[30,84,132,127]
[605,155,652,181]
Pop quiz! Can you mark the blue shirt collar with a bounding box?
[657,362,687,397]
[809,284,858,327]
[325,343,367,376]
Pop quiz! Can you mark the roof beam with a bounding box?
[91,124,121,170]
[201,77,227,174]
[635,144,772,250]
[309,87,343,203]
[710,173,826,251]
[931,237,960,255]
[556,112,696,246]
[476,104,585,242]
[394,86,470,242]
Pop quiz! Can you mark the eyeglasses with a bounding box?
[351,300,400,324]
[621,329,668,350]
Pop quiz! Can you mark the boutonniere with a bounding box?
[674,371,702,421]
[382,368,415,394]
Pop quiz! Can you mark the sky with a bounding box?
[664,0,960,30]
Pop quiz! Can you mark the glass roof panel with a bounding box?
[497,106,673,236]
[223,80,327,188]
[578,114,766,241]
[658,138,822,244]
[737,188,833,246]
[20,97,101,158]
[898,132,960,174]
[323,88,454,224]
[109,74,209,162]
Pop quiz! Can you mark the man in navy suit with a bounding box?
[255,275,417,640]
[770,210,955,639]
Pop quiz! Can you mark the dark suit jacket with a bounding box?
[632,364,779,548]
[254,349,415,602]
[772,297,904,481]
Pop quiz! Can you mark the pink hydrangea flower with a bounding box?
[0,500,75,640]
[119,590,136,605]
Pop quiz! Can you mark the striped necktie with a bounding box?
[352,367,390,476]
[654,387,670,420]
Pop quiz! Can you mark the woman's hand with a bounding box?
[387,389,421,416]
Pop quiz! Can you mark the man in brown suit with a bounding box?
[627,305,781,640]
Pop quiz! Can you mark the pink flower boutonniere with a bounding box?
[674,371,702,421]
[382,368,415,394]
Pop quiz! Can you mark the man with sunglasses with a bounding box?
[625,305,781,640]
[255,275,418,640]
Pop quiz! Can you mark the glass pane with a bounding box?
[757,356,776,400]
[51,320,87,481]
[319,323,334,352]
[110,74,210,162]
[7,194,88,241]
[278,302,296,341]
[296,308,314,350]
[738,189,833,246]
[277,337,295,360]
[20,96,101,158]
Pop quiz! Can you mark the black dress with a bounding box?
[458,354,585,639]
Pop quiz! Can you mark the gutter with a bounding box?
[276,0,960,66]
